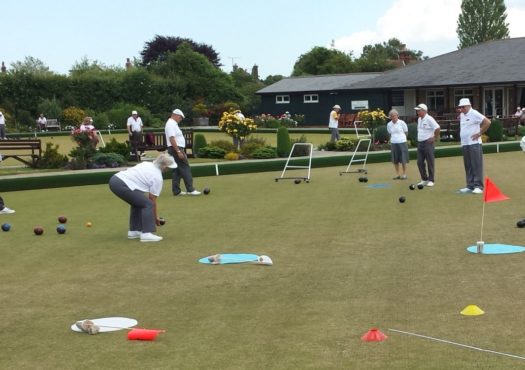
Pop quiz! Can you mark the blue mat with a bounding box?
[199,253,259,264]
[367,183,391,189]
[466,244,525,254]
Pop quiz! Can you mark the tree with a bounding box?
[10,56,53,75]
[149,42,237,109]
[140,35,221,68]
[457,0,509,49]
[292,47,357,76]
[357,38,424,72]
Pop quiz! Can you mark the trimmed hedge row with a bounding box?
[0,141,520,192]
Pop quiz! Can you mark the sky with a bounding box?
[2,0,525,78]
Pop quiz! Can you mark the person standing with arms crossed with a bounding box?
[457,98,491,194]
[328,105,341,142]
[414,103,440,187]
[165,109,201,196]
[387,109,409,179]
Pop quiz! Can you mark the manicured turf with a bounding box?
[1,152,525,369]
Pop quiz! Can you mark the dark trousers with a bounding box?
[129,131,143,155]
[168,147,194,194]
[109,176,156,233]
[417,140,435,182]
[0,195,4,210]
[462,144,484,189]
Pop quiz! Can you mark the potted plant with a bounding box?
[192,102,210,126]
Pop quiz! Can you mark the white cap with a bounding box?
[414,103,428,111]
[132,110,138,115]
[333,105,341,110]
[458,98,471,107]
[172,109,185,118]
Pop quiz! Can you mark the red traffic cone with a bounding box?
[127,328,163,341]
[361,328,387,342]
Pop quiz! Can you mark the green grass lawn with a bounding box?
[1,152,525,369]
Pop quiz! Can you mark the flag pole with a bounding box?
[480,200,486,242]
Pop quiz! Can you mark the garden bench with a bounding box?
[130,130,194,160]
[0,139,42,167]
[45,119,61,131]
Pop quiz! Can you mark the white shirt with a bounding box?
[37,117,47,125]
[387,119,408,144]
[115,162,163,196]
[127,116,143,132]
[80,124,95,132]
[0,115,4,125]
[417,114,440,142]
[328,110,339,128]
[165,118,185,148]
[460,108,486,146]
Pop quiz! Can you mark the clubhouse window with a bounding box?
[276,95,290,104]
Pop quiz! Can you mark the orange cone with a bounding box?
[127,328,163,341]
[361,328,387,342]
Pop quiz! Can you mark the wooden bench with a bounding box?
[130,130,194,160]
[0,139,42,167]
[45,119,61,131]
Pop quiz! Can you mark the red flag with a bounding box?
[484,177,510,203]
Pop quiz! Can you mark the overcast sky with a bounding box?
[2,0,525,78]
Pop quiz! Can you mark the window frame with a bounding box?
[303,94,319,104]
[276,95,290,104]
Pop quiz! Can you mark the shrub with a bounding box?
[15,109,34,130]
[209,140,236,152]
[217,110,257,144]
[276,126,291,157]
[38,143,69,169]
[193,134,207,157]
[224,151,240,160]
[335,137,354,151]
[37,97,62,120]
[239,137,267,158]
[374,125,389,144]
[290,134,310,157]
[518,125,525,137]
[407,123,418,146]
[318,141,337,151]
[105,103,153,129]
[486,119,503,142]
[62,107,86,127]
[91,152,127,168]
[99,138,130,158]
[357,109,387,129]
[198,146,226,159]
[252,147,277,159]
[92,112,111,130]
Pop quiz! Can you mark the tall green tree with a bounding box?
[141,35,221,68]
[9,56,53,75]
[457,0,509,49]
[357,38,424,72]
[292,47,357,76]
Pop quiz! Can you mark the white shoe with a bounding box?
[459,187,472,193]
[174,191,187,196]
[0,207,15,214]
[140,232,163,242]
[417,181,428,186]
[472,188,484,194]
[426,181,434,187]
[188,190,201,196]
[127,230,141,239]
